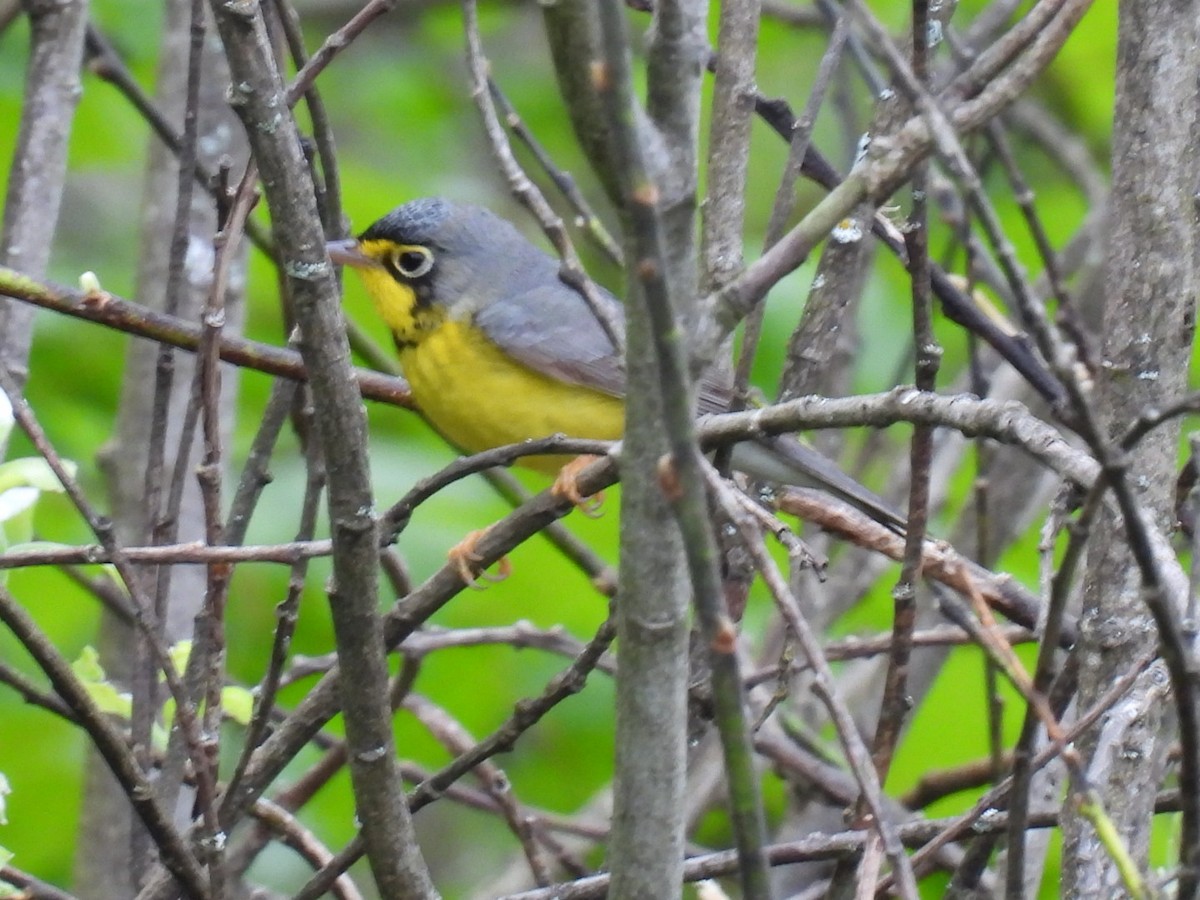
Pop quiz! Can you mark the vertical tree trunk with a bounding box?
[1062,0,1199,892]
[73,3,247,893]
[0,0,87,396]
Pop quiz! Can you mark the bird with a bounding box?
[328,198,904,578]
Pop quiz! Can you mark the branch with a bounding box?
[0,0,88,388]
[693,0,1097,395]
[0,585,209,898]
[206,2,436,894]
[596,0,768,894]
[0,266,412,407]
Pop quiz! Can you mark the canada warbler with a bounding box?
[328,197,905,532]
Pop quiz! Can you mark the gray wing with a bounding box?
[470,262,903,528]
[472,267,735,409]
[473,280,629,398]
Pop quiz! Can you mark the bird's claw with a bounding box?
[552,455,605,518]
[448,528,512,589]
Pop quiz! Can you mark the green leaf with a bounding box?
[0,457,78,540]
[221,686,255,726]
[0,457,76,495]
[72,646,105,683]
[0,505,34,554]
[0,388,11,446]
[0,862,17,900]
[151,722,169,754]
[72,647,132,719]
[168,640,192,676]
[0,486,36,526]
[86,681,133,719]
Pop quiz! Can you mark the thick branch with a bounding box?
[206,4,437,896]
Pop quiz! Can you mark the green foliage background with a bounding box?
[0,2,1122,896]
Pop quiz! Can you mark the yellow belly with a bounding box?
[401,319,625,474]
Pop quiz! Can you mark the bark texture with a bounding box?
[1062,0,1199,892]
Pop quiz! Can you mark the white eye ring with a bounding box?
[390,246,434,279]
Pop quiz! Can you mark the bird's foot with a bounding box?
[552,455,605,517]
[448,527,512,589]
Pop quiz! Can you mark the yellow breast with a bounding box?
[401,319,625,474]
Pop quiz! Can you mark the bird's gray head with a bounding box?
[354,197,558,314]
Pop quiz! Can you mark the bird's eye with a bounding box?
[389,246,434,279]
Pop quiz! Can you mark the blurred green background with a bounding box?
[0,1,1125,896]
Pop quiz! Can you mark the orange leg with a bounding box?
[551,455,605,518]
[447,527,512,589]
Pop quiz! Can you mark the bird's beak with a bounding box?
[326,238,380,269]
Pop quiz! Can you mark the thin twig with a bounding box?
[0,367,216,809]
[869,0,938,790]
[292,615,618,899]
[486,78,623,265]
[462,0,624,355]
[706,465,919,896]
[0,584,209,898]
[251,798,364,900]
[0,266,412,407]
